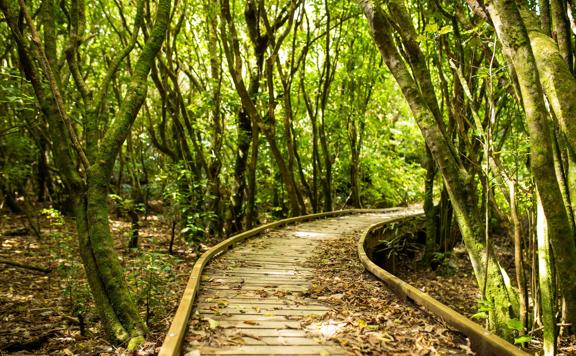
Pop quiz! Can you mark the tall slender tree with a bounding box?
[0,0,171,347]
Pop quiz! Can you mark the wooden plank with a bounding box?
[231,243,318,249]
[214,257,310,263]
[202,271,313,278]
[198,290,309,299]
[206,274,310,279]
[236,239,316,245]
[222,252,311,257]
[197,308,327,316]
[196,314,307,322]
[204,267,314,274]
[228,336,324,346]
[225,252,306,257]
[257,238,318,244]
[201,285,309,292]
[227,251,312,257]
[199,297,322,305]
[214,320,303,329]
[208,261,310,268]
[221,328,308,337]
[214,258,310,265]
[193,345,345,355]
[200,276,310,283]
[202,280,310,287]
[197,302,329,310]
[213,257,310,264]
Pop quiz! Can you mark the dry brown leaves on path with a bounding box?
[303,231,474,355]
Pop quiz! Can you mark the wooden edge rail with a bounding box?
[158,207,403,356]
[358,214,530,356]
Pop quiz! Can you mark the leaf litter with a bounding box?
[302,230,474,355]
[0,211,200,355]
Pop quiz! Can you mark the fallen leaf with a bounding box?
[206,318,219,329]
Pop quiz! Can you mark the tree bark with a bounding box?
[357,0,518,337]
[518,6,576,157]
[551,0,573,72]
[0,0,171,347]
[536,193,557,355]
[487,0,576,329]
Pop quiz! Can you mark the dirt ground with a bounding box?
[0,211,199,355]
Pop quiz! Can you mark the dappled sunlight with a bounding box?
[305,320,347,338]
[292,230,338,240]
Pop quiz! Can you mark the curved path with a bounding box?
[178,210,414,355]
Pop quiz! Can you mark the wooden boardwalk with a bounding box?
[181,212,408,355]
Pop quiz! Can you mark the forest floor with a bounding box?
[0,210,201,355]
[394,237,576,355]
[1,210,576,355]
[303,231,473,355]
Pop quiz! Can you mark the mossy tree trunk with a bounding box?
[486,0,576,331]
[0,0,171,348]
[518,6,576,156]
[357,0,518,337]
[536,193,557,355]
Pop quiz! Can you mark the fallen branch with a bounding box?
[0,258,51,273]
[2,328,63,352]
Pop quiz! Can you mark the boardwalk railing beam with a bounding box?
[358,215,530,356]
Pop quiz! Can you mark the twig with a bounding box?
[0,258,51,273]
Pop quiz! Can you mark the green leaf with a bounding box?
[514,335,531,344]
[438,25,453,35]
[425,22,439,33]
[508,318,523,332]
[471,311,488,320]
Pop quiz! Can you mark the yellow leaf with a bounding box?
[206,318,219,329]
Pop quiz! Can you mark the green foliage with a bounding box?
[514,334,532,345]
[154,162,215,243]
[109,194,145,214]
[41,208,65,226]
[431,251,458,275]
[43,208,92,329]
[501,318,532,345]
[126,251,180,326]
[374,220,422,260]
[471,298,493,321]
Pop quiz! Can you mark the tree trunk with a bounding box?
[423,147,437,265]
[229,110,252,234]
[536,193,557,355]
[245,125,260,228]
[357,0,518,337]
[551,0,573,72]
[518,6,576,157]
[0,0,171,347]
[510,181,528,332]
[79,170,147,344]
[487,0,576,329]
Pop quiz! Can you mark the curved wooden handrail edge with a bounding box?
[357,214,531,356]
[158,207,403,356]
